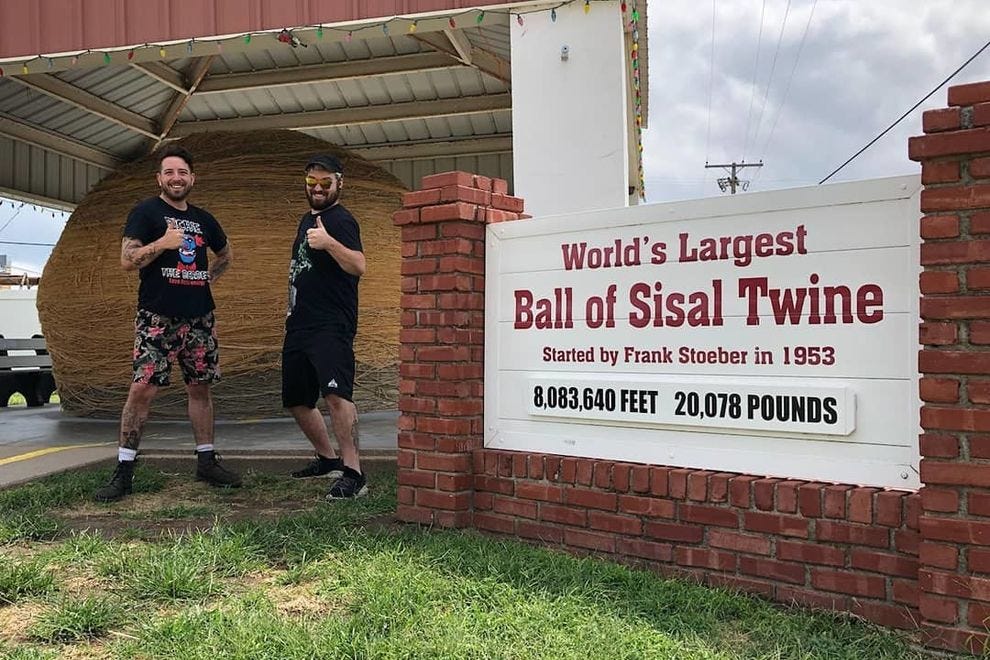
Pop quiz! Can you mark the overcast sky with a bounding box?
[0,201,66,278]
[644,0,990,200]
[3,0,990,274]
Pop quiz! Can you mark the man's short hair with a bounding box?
[157,144,194,172]
[305,154,344,175]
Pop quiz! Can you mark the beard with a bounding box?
[160,181,191,203]
[306,187,339,211]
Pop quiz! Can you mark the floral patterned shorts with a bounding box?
[133,309,220,386]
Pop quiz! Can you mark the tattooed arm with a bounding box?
[120,225,184,271]
[209,244,232,283]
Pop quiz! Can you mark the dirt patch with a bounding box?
[45,642,114,659]
[357,513,406,535]
[0,546,44,562]
[53,459,396,540]
[0,601,44,644]
[268,582,342,619]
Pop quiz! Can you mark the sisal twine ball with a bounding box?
[37,130,404,419]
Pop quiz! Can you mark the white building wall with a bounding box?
[511,0,629,218]
[0,289,43,338]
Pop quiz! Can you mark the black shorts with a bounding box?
[281,328,355,408]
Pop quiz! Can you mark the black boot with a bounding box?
[195,450,242,488]
[93,460,135,502]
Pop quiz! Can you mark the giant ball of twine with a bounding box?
[37,130,404,418]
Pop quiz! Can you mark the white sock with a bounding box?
[195,444,215,453]
[118,448,137,462]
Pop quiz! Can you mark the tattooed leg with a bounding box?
[119,382,158,450]
[326,394,360,473]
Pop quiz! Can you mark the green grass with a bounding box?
[0,559,54,605]
[121,503,215,520]
[27,595,124,643]
[39,530,115,564]
[0,462,166,544]
[0,644,58,659]
[106,529,265,602]
[0,461,937,659]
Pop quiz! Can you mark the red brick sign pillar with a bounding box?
[910,81,990,654]
[392,171,525,528]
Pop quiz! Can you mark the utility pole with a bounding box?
[705,161,763,194]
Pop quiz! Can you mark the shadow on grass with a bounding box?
[0,463,167,543]
[1,461,932,659]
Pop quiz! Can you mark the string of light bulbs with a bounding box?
[0,200,70,220]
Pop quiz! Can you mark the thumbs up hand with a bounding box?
[159,224,185,250]
[306,216,334,251]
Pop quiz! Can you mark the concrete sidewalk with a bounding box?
[0,406,398,489]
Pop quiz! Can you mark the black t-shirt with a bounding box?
[286,204,362,335]
[123,197,227,318]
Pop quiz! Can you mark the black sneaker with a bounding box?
[195,452,242,488]
[326,466,368,500]
[291,455,345,480]
[94,460,135,502]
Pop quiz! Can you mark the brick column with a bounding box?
[392,171,525,528]
[910,81,990,654]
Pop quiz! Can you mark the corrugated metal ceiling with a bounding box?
[0,16,518,205]
[0,2,647,207]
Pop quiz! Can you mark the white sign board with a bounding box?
[484,176,921,489]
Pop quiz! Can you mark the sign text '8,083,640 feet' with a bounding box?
[526,378,855,436]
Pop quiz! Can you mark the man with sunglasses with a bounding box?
[283,155,368,499]
[95,144,241,502]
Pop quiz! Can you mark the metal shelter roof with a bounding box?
[0,1,648,208]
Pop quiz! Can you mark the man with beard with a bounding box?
[94,144,241,502]
[283,155,368,499]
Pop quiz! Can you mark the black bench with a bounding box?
[0,336,58,407]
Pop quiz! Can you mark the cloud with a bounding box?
[643,0,990,201]
[0,198,68,276]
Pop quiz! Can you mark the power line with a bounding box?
[820,36,990,184]
[742,0,768,161]
[0,205,25,236]
[0,240,56,247]
[753,0,818,187]
[750,0,792,160]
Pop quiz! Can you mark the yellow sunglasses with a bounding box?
[305,175,337,188]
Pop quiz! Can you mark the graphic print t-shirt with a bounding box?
[286,204,362,335]
[123,197,227,318]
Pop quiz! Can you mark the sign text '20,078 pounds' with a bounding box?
[526,378,855,436]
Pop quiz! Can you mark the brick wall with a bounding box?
[393,171,525,528]
[472,451,920,630]
[392,171,922,634]
[910,80,990,654]
[393,80,990,654]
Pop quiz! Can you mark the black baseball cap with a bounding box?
[305,155,343,174]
